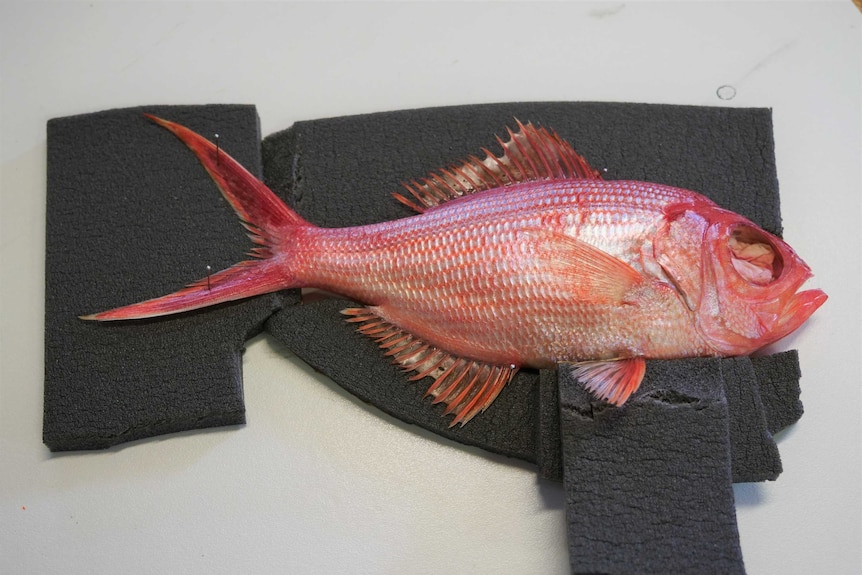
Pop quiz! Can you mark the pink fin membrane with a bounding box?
[570,357,647,406]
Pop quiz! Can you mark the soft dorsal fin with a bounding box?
[341,307,518,426]
[394,120,603,212]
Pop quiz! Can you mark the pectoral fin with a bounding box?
[524,229,644,304]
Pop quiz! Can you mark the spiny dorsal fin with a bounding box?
[394,120,603,213]
[341,307,518,426]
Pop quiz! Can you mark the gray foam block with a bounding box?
[263,102,783,233]
[721,357,783,482]
[752,350,804,434]
[559,359,746,574]
[44,105,293,451]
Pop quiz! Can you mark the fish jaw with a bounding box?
[656,204,827,356]
[767,288,828,346]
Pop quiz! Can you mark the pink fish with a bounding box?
[83,116,826,425]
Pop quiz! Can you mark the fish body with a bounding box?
[85,117,826,425]
[299,180,709,366]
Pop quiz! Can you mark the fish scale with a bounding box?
[296,181,708,369]
[84,116,825,425]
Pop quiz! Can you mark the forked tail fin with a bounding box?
[81,115,311,321]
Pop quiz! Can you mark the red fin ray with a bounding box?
[393,120,603,212]
[81,260,286,321]
[568,358,647,406]
[144,115,310,253]
[341,307,518,426]
[82,116,312,321]
[524,229,644,304]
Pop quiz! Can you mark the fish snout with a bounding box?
[772,288,828,342]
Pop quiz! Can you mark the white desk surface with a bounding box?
[2,2,859,573]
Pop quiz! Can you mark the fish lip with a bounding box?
[791,288,828,314]
[770,287,828,344]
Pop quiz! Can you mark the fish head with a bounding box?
[655,203,827,356]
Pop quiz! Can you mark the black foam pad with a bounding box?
[559,359,745,574]
[45,102,804,471]
[752,349,804,434]
[721,356,783,482]
[44,105,293,451]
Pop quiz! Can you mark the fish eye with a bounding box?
[727,225,784,285]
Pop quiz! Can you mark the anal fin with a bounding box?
[568,357,647,406]
[342,307,518,426]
